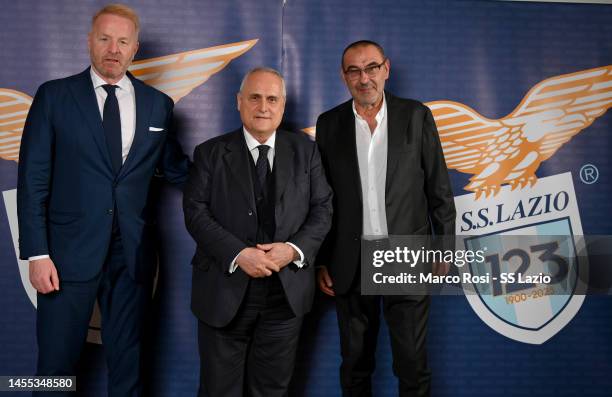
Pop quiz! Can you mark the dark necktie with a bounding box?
[256,145,271,189]
[102,84,122,175]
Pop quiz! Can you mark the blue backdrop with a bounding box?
[1,1,610,395]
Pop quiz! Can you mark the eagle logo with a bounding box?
[430,65,611,198]
[303,66,612,199]
[0,39,258,163]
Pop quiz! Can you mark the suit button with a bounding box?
[108,209,114,215]
[248,210,253,216]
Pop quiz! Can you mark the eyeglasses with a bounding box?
[343,58,387,81]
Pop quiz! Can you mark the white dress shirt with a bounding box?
[228,128,305,273]
[243,127,276,171]
[90,67,137,164]
[354,96,389,237]
[29,68,137,262]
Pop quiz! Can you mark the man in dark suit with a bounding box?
[184,67,332,397]
[17,4,189,396]
[315,40,456,396]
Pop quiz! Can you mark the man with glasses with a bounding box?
[315,40,456,396]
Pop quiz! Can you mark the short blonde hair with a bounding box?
[92,3,140,34]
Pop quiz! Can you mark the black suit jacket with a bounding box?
[315,91,456,295]
[184,128,333,327]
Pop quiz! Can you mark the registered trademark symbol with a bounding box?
[579,164,599,184]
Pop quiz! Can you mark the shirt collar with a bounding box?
[243,127,276,152]
[352,94,387,125]
[90,67,132,93]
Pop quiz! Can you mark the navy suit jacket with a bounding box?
[184,129,333,327]
[17,68,189,282]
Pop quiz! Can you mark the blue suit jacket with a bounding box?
[17,68,189,282]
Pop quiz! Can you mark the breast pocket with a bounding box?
[147,129,167,142]
[394,148,423,179]
[397,147,420,161]
[291,173,312,205]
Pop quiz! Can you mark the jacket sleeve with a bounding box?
[182,143,247,269]
[313,115,337,268]
[421,105,456,236]
[17,83,54,259]
[158,96,191,188]
[286,141,333,266]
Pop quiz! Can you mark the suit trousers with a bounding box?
[35,231,150,397]
[335,287,431,397]
[197,274,302,397]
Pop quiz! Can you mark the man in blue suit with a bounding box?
[17,4,189,396]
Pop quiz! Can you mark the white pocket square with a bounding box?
[149,127,165,132]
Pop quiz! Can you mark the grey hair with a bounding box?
[239,67,286,98]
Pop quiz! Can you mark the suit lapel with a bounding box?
[119,73,151,178]
[273,131,293,205]
[69,68,113,173]
[385,92,408,197]
[223,129,256,210]
[340,102,364,204]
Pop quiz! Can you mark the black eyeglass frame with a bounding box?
[343,58,388,80]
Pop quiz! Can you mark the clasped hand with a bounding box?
[236,243,297,278]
